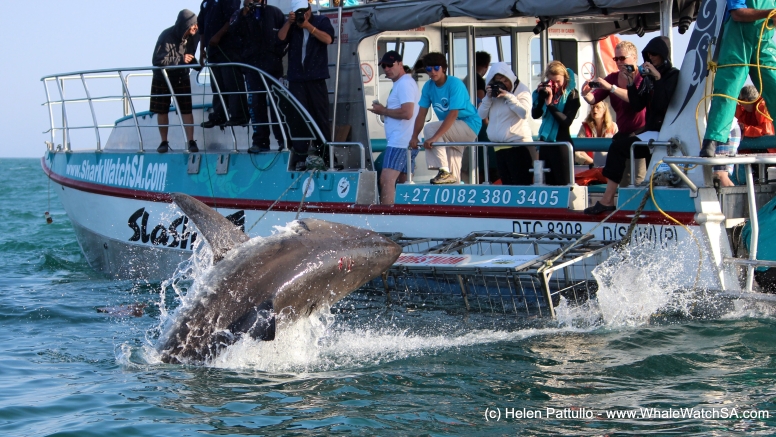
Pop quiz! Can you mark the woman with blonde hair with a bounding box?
[575,100,618,165]
[531,60,580,185]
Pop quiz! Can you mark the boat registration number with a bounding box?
[395,185,569,208]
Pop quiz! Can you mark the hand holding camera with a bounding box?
[489,82,506,98]
[538,80,554,102]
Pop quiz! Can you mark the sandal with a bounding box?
[584,201,616,215]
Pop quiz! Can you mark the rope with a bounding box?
[245,168,312,233]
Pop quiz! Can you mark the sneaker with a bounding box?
[188,140,199,153]
[201,118,224,129]
[583,201,616,215]
[294,161,307,171]
[305,155,326,170]
[700,139,718,158]
[157,141,169,153]
[430,170,457,184]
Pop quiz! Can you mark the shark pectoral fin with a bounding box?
[227,300,276,342]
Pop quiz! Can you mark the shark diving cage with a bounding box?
[369,231,616,318]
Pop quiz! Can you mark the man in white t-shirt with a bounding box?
[369,51,420,204]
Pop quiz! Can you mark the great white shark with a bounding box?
[157,193,402,364]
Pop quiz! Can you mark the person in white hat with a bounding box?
[278,0,335,171]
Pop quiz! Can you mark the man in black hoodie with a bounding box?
[232,0,288,153]
[585,36,679,215]
[150,9,200,153]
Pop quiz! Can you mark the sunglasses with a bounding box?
[612,56,630,62]
[380,63,394,69]
[425,65,442,73]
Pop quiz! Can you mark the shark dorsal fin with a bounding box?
[170,193,250,263]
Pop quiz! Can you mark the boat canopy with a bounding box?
[352,0,698,35]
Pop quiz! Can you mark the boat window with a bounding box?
[529,38,579,90]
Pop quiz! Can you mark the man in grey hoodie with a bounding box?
[151,9,200,153]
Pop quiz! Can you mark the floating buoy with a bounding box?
[45,211,53,224]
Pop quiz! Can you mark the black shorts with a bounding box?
[149,72,193,114]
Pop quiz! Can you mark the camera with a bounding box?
[248,2,262,11]
[588,81,601,89]
[638,65,650,76]
[537,80,553,98]
[490,82,506,97]
[624,65,635,73]
[295,8,308,24]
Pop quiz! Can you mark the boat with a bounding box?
[40,0,776,317]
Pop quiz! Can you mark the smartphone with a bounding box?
[372,99,381,106]
[588,81,601,89]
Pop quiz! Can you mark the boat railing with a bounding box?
[404,141,575,186]
[629,140,679,186]
[41,63,323,154]
[663,155,776,293]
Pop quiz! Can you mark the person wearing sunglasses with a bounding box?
[409,52,482,185]
[585,36,679,215]
[368,51,420,204]
[582,40,647,186]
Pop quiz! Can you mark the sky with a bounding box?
[0,1,691,158]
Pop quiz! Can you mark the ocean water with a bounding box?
[2,157,776,436]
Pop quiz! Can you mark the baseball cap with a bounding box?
[379,51,402,66]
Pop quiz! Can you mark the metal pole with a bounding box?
[540,27,549,77]
[79,74,102,151]
[117,71,144,152]
[482,145,490,184]
[55,77,70,151]
[745,163,758,292]
[208,63,238,151]
[161,69,191,149]
[258,69,288,151]
[43,79,57,148]
[406,148,415,184]
[331,6,342,138]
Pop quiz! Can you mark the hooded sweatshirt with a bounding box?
[477,62,533,145]
[152,9,199,79]
[627,36,679,133]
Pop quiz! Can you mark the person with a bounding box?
[368,51,419,204]
[531,60,580,186]
[713,118,742,186]
[700,0,776,157]
[582,40,647,183]
[231,0,288,153]
[585,36,679,214]
[735,85,775,138]
[198,0,249,128]
[409,52,482,184]
[575,101,618,166]
[477,62,533,185]
[279,0,335,170]
[151,9,200,154]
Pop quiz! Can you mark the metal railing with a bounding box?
[629,140,678,186]
[663,155,776,293]
[328,142,367,170]
[404,141,575,186]
[41,63,320,154]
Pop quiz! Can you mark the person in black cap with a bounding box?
[369,51,420,204]
[278,0,335,170]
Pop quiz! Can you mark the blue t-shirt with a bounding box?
[727,0,747,11]
[419,76,482,135]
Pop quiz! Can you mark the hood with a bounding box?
[484,62,517,90]
[174,9,197,41]
[642,36,671,63]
